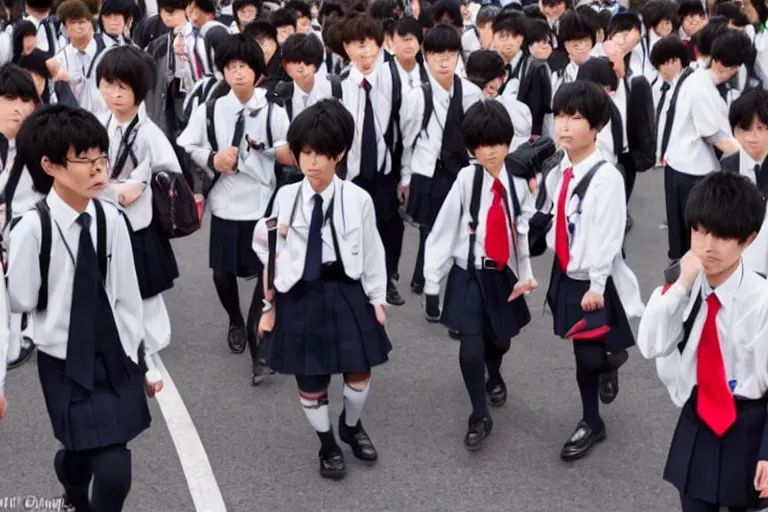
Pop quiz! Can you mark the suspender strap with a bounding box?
[109,115,140,180]
[467,164,484,272]
[93,198,107,281]
[35,199,52,311]
[660,68,694,160]
[678,292,702,353]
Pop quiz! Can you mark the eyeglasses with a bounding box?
[66,155,109,169]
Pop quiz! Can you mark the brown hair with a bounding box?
[57,0,92,23]
[339,12,384,46]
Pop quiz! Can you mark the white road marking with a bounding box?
[151,353,227,512]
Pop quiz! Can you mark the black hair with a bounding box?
[574,5,603,35]
[492,10,529,38]
[729,88,768,131]
[287,98,355,162]
[650,34,690,68]
[339,12,384,46]
[678,0,706,20]
[369,0,397,21]
[462,99,515,151]
[157,0,187,11]
[476,4,500,27]
[96,46,155,104]
[285,0,311,19]
[523,4,545,20]
[17,105,110,194]
[190,0,216,14]
[422,23,462,53]
[17,49,52,80]
[527,18,553,44]
[465,48,505,89]
[430,0,463,29]
[576,56,618,91]
[319,1,344,25]
[558,11,596,45]
[711,29,752,68]
[269,8,297,29]
[607,11,641,38]
[552,80,611,131]
[540,0,566,6]
[691,16,729,56]
[243,20,278,43]
[26,0,53,11]
[713,2,749,27]
[233,0,262,16]
[11,20,36,64]
[685,172,766,243]
[100,0,134,18]
[214,33,267,82]
[641,0,679,30]
[281,32,324,68]
[0,63,39,104]
[393,16,423,43]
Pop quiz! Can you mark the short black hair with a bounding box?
[558,11,597,45]
[713,2,749,27]
[476,5,500,27]
[692,16,729,56]
[462,100,515,151]
[215,33,267,83]
[285,0,311,19]
[12,20,37,63]
[430,0,463,29]
[269,8,297,29]
[281,32,324,68]
[243,20,278,44]
[641,0,679,30]
[233,0,262,16]
[465,48,505,89]
[157,0,187,11]
[26,0,53,11]
[576,57,618,92]
[685,172,766,243]
[96,46,156,104]
[607,11,641,38]
[678,0,706,20]
[0,64,39,104]
[492,10,529,38]
[339,12,384,46]
[650,34,690,68]
[523,4,545,21]
[527,18,553,44]
[711,29,752,68]
[319,1,344,25]
[422,23,462,54]
[393,16,423,43]
[369,0,397,22]
[552,80,611,131]
[287,98,355,162]
[17,105,109,194]
[17,50,52,80]
[100,0,134,18]
[729,88,768,131]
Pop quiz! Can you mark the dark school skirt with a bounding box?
[405,169,456,229]
[263,264,392,376]
[209,215,263,278]
[664,388,767,508]
[131,216,179,299]
[37,351,151,452]
[353,168,400,223]
[441,263,531,341]
[545,259,634,354]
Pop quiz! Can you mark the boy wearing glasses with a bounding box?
[4,105,160,512]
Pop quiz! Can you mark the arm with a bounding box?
[514,176,535,282]
[691,87,740,153]
[636,283,689,359]
[176,101,213,170]
[266,105,294,167]
[359,196,387,306]
[6,213,41,313]
[398,88,425,188]
[424,177,463,295]
[110,214,144,362]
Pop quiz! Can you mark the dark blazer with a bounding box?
[516,54,552,137]
[624,74,656,172]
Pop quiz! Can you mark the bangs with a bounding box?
[287,99,355,162]
[462,100,514,151]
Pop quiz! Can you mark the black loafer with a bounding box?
[486,380,507,407]
[464,416,493,451]
[560,420,606,461]
[448,329,460,340]
[386,280,405,306]
[600,350,629,404]
[625,213,634,234]
[319,450,346,480]
[410,280,424,294]
[425,294,440,323]
[227,324,246,354]
[339,413,378,463]
[251,359,275,386]
[7,340,35,370]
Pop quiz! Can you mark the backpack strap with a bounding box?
[329,73,343,100]
[93,198,107,281]
[466,164,484,269]
[273,80,294,120]
[265,98,274,148]
[411,81,434,150]
[660,67,694,160]
[85,35,108,79]
[384,57,402,151]
[206,98,218,152]
[35,199,52,311]
[678,292,702,353]
[109,115,140,180]
[571,160,606,213]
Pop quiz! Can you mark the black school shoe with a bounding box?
[464,416,493,451]
[7,338,35,369]
[319,449,346,480]
[338,411,378,463]
[599,350,629,404]
[251,359,275,386]
[386,280,405,306]
[227,324,246,354]
[560,420,606,461]
[425,295,441,323]
[486,379,507,407]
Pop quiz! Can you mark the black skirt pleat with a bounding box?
[130,216,179,299]
[208,215,263,277]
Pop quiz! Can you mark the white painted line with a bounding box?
[150,353,227,512]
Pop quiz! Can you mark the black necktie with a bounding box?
[0,134,9,170]
[360,78,377,180]
[303,194,323,281]
[232,109,245,148]
[655,82,671,136]
[505,63,512,79]
[717,83,729,104]
[66,213,99,391]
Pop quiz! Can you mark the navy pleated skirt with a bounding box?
[209,216,263,278]
[263,266,392,376]
[131,216,179,299]
[405,170,455,229]
[545,260,634,354]
[664,388,767,508]
[37,351,151,452]
[441,264,531,340]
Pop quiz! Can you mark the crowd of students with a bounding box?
[0,0,765,509]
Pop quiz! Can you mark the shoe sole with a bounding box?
[320,468,347,480]
[560,430,607,462]
[488,397,507,408]
[7,345,36,370]
[339,434,379,464]
[387,298,406,306]
[425,314,440,323]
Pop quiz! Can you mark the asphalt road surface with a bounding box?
[0,168,687,512]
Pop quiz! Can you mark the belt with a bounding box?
[478,257,503,271]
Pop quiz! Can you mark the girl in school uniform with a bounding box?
[543,81,644,461]
[178,33,293,385]
[425,100,535,449]
[97,45,180,364]
[6,105,162,512]
[400,24,482,300]
[254,99,391,480]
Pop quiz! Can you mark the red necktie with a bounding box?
[555,167,574,271]
[696,293,736,437]
[485,178,509,268]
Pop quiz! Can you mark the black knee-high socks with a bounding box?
[213,272,243,327]
[576,370,601,429]
[55,444,132,512]
[411,227,429,286]
[459,334,489,424]
[245,275,264,364]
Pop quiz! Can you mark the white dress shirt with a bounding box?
[394,58,424,92]
[424,164,535,296]
[497,95,533,152]
[182,20,230,81]
[638,264,768,407]
[461,27,481,62]
[177,88,289,220]
[663,68,736,176]
[0,269,12,395]
[499,51,525,100]
[738,151,768,275]
[291,74,334,119]
[51,38,110,117]
[400,71,483,186]
[543,150,644,316]
[550,61,579,102]
[252,175,388,305]
[6,189,144,363]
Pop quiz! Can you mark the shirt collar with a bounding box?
[427,69,453,102]
[563,149,603,179]
[301,176,337,209]
[349,61,380,89]
[742,149,765,171]
[224,87,267,112]
[700,260,744,311]
[46,187,98,229]
[507,51,523,70]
